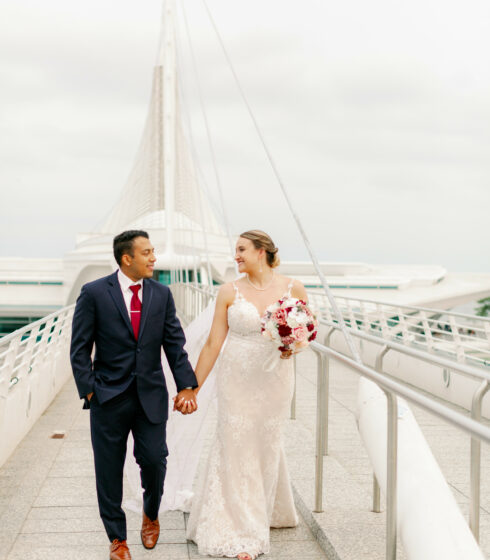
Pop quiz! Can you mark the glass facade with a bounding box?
[153,269,202,285]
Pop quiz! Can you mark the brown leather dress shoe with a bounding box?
[141,510,160,549]
[109,539,131,560]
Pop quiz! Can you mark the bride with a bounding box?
[176,229,308,560]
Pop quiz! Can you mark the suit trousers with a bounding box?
[90,382,168,541]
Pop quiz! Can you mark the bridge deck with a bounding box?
[1,351,489,559]
[0,376,326,560]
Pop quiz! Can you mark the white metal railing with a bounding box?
[2,283,488,557]
[318,314,490,541]
[307,290,490,368]
[0,305,75,467]
[173,282,490,559]
[170,282,217,325]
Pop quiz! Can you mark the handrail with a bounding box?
[0,305,75,390]
[311,340,490,443]
[172,281,490,558]
[306,289,490,368]
[319,318,490,383]
[307,288,490,323]
[0,305,75,346]
[0,304,75,468]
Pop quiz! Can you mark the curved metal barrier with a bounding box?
[0,306,75,467]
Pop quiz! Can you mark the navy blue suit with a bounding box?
[70,271,197,540]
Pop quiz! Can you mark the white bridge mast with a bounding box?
[160,0,177,257]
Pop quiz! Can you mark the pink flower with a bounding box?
[281,335,295,345]
[293,326,307,342]
[274,309,287,323]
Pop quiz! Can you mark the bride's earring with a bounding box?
[259,260,263,273]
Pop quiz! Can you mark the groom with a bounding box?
[70,230,198,560]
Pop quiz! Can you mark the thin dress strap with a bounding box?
[232,282,241,300]
[286,279,294,297]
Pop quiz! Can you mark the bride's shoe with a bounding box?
[237,553,255,560]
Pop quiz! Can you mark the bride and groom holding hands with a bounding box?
[70,228,308,560]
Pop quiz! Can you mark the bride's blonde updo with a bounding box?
[239,230,280,269]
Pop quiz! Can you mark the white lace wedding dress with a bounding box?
[186,282,299,558]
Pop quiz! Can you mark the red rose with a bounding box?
[308,331,317,341]
[278,324,292,337]
[278,345,288,352]
[307,323,315,332]
[285,307,293,313]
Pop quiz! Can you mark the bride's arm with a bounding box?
[291,278,308,302]
[193,284,233,392]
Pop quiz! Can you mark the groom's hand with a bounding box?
[173,389,197,415]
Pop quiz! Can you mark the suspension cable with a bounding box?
[174,28,214,287]
[181,0,234,259]
[201,0,362,364]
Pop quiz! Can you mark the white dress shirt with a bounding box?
[117,269,143,318]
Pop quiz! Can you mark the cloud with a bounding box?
[0,0,489,272]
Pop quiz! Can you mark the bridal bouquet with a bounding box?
[261,298,318,358]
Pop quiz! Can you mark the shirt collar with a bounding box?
[117,269,143,292]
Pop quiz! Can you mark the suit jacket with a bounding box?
[70,271,197,424]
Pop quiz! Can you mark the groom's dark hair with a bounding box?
[113,230,149,265]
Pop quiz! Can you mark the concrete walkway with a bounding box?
[0,376,327,560]
[1,350,488,560]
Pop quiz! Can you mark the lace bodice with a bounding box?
[227,280,293,338]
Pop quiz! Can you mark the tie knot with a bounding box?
[130,284,141,296]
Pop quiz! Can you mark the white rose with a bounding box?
[295,312,308,324]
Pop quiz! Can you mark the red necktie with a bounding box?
[129,285,142,340]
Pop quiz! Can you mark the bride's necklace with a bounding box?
[246,271,275,291]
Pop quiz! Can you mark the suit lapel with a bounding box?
[138,278,153,341]
[107,272,134,338]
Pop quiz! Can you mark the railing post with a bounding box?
[322,328,335,456]
[1,337,21,394]
[290,354,297,420]
[419,311,434,353]
[384,390,398,560]
[23,323,42,372]
[449,315,465,362]
[373,344,390,515]
[314,350,325,513]
[373,474,381,513]
[470,380,490,542]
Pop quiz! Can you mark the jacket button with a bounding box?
[137,348,141,353]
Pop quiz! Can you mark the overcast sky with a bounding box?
[0,0,489,272]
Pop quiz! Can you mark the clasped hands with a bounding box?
[173,388,198,415]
